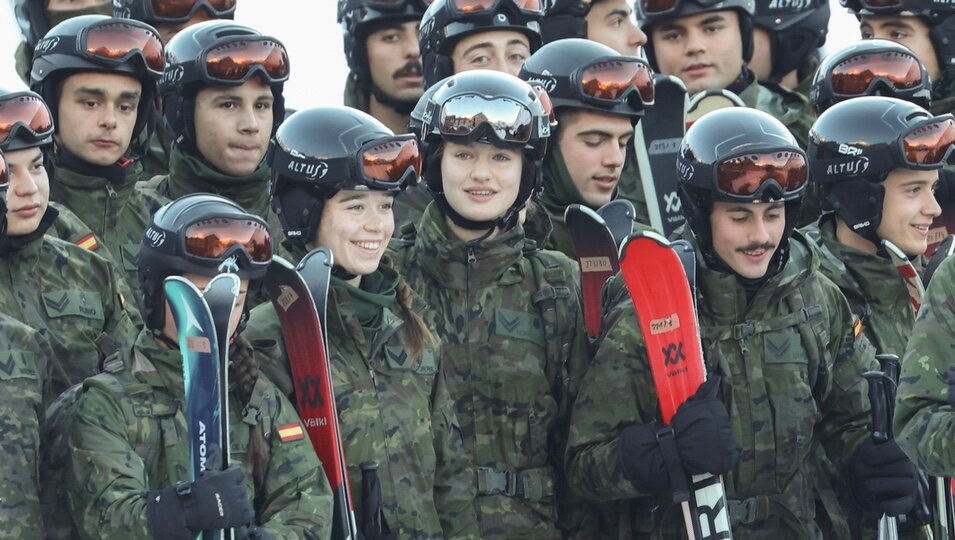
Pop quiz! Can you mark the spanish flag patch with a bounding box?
[76,233,98,251]
[277,423,305,442]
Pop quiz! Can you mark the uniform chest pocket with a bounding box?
[762,331,819,484]
[494,308,545,348]
[41,290,105,321]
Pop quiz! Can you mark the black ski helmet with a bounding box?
[518,38,649,122]
[339,0,428,90]
[14,0,114,74]
[808,96,949,243]
[843,0,955,80]
[419,69,552,232]
[540,0,592,43]
[752,0,829,82]
[29,15,163,145]
[810,39,932,115]
[636,0,756,72]
[138,193,272,331]
[418,0,544,87]
[160,20,288,150]
[113,0,236,27]
[0,89,55,153]
[270,106,419,249]
[678,107,807,262]
[409,76,450,135]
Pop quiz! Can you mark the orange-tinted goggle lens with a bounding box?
[153,0,236,18]
[452,0,541,13]
[642,0,678,14]
[717,151,808,196]
[903,118,955,165]
[830,51,923,95]
[581,60,654,104]
[85,22,165,73]
[205,39,290,82]
[362,138,422,183]
[184,218,272,263]
[0,94,53,144]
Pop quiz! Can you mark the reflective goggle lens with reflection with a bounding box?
[581,59,654,104]
[438,94,535,144]
[204,39,290,82]
[0,94,53,144]
[184,217,272,263]
[717,151,808,196]
[830,51,923,95]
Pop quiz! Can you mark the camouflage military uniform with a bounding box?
[566,230,876,539]
[246,246,478,539]
[0,207,139,406]
[66,328,334,539]
[140,145,282,239]
[49,154,168,313]
[0,314,50,539]
[138,121,175,182]
[895,255,955,475]
[391,202,594,539]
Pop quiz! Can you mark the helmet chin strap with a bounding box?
[369,83,418,115]
[434,193,523,242]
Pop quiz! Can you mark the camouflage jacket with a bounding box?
[66,328,334,539]
[807,213,916,358]
[0,314,50,539]
[49,153,168,313]
[895,255,955,475]
[566,231,876,539]
[140,145,282,237]
[0,210,139,405]
[391,202,594,539]
[246,250,479,539]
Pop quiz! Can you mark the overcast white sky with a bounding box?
[0,1,859,110]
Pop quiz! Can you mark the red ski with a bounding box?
[620,231,732,540]
[263,252,358,540]
[565,204,619,339]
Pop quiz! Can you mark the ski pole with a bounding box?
[864,371,900,540]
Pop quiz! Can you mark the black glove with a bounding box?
[146,445,256,540]
[947,364,955,408]
[619,377,738,493]
[235,525,276,540]
[850,438,917,517]
[671,376,739,476]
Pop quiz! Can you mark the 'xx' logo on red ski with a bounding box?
[663,341,686,367]
[298,374,326,409]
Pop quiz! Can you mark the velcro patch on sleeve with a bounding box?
[76,233,98,251]
[277,423,305,442]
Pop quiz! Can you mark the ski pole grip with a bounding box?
[864,371,889,443]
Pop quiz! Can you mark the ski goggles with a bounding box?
[436,94,542,145]
[898,115,955,167]
[445,0,543,16]
[715,150,808,199]
[183,215,272,267]
[0,92,54,147]
[578,57,654,106]
[828,50,925,96]
[142,0,236,23]
[274,134,421,190]
[839,0,925,13]
[356,0,434,9]
[37,19,165,77]
[638,0,728,16]
[189,37,290,85]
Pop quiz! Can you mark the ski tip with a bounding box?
[298,246,335,272]
[564,203,606,225]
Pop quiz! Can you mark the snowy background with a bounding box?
[0,1,860,111]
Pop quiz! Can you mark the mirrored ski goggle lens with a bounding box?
[184,218,272,263]
[362,137,422,183]
[903,118,955,165]
[438,94,534,143]
[0,95,53,144]
[205,39,290,82]
[859,0,903,8]
[451,0,542,14]
[717,152,808,195]
[85,22,165,73]
[152,0,236,18]
[830,51,923,95]
[641,0,679,14]
[581,60,654,103]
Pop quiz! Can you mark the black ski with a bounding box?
[633,74,688,236]
[566,204,619,339]
[924,234,955,287]
[596,198,635,249]
[686,88,744,128]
